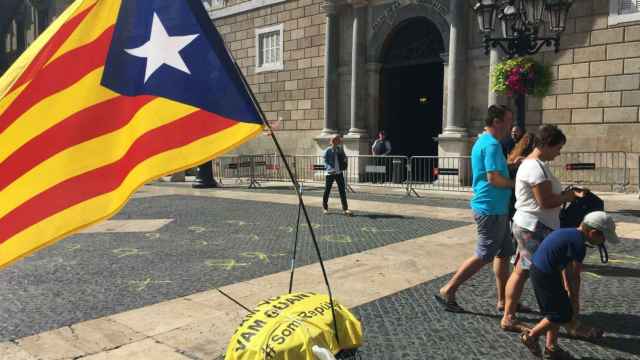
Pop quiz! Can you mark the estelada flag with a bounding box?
[0,0,264,268]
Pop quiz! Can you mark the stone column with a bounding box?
[438,0,469,184]
[321,0,338,135]
[347,2,366,135]
[488,47,504,106]
[343,0,368,158]
[366,62,382,137]
[442,0,466,136]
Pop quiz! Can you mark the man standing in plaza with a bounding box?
[436,105,514,313]
[501,125,524,157]
[192,161,219,188]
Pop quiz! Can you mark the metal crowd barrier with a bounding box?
[548,152,629,189]
[205,152,631,195]
[343,155,410,193]
[212,155,253,186]
[293,155,327,186]
[250,154,295,184]
[409,156,472,193]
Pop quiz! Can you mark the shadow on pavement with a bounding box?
[565,313,640,358]
[576,335,640,357]
[582,264,640,278]
[355,214,407,220]
[579,312,640,337]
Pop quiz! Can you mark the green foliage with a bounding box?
[491,57,553,98]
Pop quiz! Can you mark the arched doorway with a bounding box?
[379,18,445,158]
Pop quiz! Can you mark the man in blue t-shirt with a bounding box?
[520,211,619,359]
[436,105,514,313]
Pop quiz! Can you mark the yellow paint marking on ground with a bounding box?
[80,219,174,233]
[205,259,249,270]
[113,248,149,258]
[583,272,602,279]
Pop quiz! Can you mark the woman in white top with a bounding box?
[500,125,585,332]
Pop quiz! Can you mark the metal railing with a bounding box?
[294,155,328,185]
[199,152,634,195]
[548,152,629,189]
[212,155,254,186]
[344,155,410,192]
[409,156,472,193]
[251,154,295,184]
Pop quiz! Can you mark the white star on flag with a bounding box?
[125,13,199,82]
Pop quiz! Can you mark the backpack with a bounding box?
[559,188,608,263]
[340,152,348,171]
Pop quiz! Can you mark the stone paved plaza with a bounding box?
[353,242,640,359]
[0,194,465,341]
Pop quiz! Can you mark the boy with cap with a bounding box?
[520,211,619,359]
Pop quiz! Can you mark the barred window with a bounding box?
[255,24,284,73]
[620,0,640,13]
[610,0,640,24]
[203,0,225,10]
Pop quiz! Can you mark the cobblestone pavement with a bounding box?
[152,181,472,209]
[351,238,640,360]
[0,195,465,341]
[610,209,640,224]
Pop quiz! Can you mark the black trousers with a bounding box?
[196,161,216,184]
[323,173,348,211]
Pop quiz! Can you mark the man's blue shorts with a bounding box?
[474,213,514,262]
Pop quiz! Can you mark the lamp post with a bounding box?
[473,0,573,130]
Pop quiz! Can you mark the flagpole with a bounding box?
[228,60,341,345]
[187,0,340,342]
[289,182,303,294]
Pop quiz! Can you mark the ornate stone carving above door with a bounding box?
[384,30,446,67]
[367,1,450,63]
[370,0,448,33]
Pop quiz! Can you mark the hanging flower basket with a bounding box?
[491,57,552,98]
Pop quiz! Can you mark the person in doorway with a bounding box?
[372,131,392,156]
[192,161,219,188]
[434,105,514,313]
[501,125,584,332]
[501,125,524,157]
[520,211,618,359]
[322,135,352,216]
[371,131,392,183]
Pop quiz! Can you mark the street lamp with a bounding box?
[473,0,573,129]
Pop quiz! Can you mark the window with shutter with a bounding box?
[610,0,640,24]
[255,24,284,73]
[202,0,225,11]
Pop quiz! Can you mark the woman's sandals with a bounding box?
[501,319,531,333]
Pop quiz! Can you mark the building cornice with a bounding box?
[209,0,287,20]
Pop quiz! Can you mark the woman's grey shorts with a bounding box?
[474,213,514,262]
[512,222,553,270]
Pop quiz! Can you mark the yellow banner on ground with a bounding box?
[225,292,363,360]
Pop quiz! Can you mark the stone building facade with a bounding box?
[1,0,72,73]
[209,0,639,187]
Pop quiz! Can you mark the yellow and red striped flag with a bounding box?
[0,0,264,268]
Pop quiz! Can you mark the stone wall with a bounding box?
[464,1,639,188]
[213,0,326,154]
